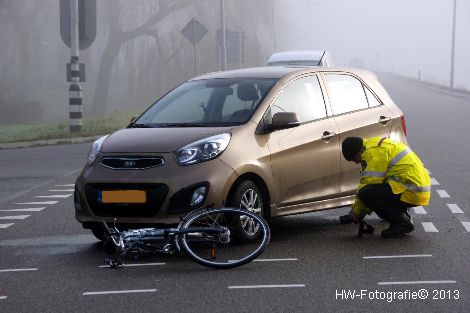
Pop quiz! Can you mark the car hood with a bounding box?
[101,127,233,153]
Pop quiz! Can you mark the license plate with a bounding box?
[99,190,146,204]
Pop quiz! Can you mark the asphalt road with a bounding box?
[1,75,469,313]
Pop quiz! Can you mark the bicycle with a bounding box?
[101,207,270,269]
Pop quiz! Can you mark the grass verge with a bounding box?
[0,110,142,143]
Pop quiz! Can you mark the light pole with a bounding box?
[450,0,457,89]
[220,0,227,71]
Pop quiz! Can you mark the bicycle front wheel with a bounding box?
[178,207,270,269]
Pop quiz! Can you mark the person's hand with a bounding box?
[350,211,363,223]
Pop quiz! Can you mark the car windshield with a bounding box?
[133,78,278,127]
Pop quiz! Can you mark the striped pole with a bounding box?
[69,0,82,132]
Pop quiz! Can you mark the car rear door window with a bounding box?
[324,74,369,115]
[364,87,381,107]
[270,75,327,123]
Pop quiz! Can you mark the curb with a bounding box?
[0,135,105,150]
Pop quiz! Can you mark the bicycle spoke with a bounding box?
[206,212,223,228]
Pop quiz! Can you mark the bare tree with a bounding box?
[90,0,196,116]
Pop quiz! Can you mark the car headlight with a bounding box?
[87,135,109,165]
[175,133,231,166]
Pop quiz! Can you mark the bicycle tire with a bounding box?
[178,207,270,269]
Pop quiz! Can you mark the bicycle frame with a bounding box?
[101,219,230,268]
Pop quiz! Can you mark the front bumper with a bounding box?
[75,152,238,226]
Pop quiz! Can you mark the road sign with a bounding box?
[181,18,208,46]
[60,0,97,50]
[216,30,244,64]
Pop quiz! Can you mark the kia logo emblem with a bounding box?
[124,161,136,167]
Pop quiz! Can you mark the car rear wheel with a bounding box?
[227,180,265,241]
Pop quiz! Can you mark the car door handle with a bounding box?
[321,131,336,141]
[379,116,392,124]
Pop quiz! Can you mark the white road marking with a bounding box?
[422,222,439,232]
[413,206,427,214]
[0,223,14,229]
[430,178,440,185]
[228,284,305,289]
[0,296,7,300]
[461,222,470,232]
[0,215,30,220]
[55,184,75,187]
[447,204,464,214]
[83,289,157,296]
[35,194,72,199]
[0,268,38,273]
[47,189,74,192]
[99,263,165,268]
[436,190,450,198]
[15,201,58,205]
[426,168,431,174]
[378,281,456,286]
[0,207,45,212]
[363,254,432,259]
[253,258,298,262]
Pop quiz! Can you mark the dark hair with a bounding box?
[342,137,363,161]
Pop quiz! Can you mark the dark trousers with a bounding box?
[357,183,413,224]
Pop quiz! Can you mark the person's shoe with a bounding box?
[381,220,414,238]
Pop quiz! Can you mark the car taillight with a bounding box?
[400,113,407,136]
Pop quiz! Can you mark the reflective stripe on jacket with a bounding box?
[351,137,431,215]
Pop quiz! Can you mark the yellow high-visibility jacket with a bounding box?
[351,137,431,215]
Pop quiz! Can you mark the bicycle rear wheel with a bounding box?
[178,207,270,269]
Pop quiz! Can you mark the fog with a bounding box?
[0,0,469,126]
[274,0,470,86]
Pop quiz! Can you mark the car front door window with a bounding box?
[270,75,327,123]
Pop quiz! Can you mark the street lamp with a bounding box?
[450,0,457,89]
[220,0,227,71]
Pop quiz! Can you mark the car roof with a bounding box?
[192,66,376,81]
[267,50,326,63]
[192,67,301,80]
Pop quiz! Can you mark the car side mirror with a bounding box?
[270,112,301,131]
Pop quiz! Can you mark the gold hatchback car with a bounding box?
[75,66,407,240]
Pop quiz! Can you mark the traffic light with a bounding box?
[59,0,97,50]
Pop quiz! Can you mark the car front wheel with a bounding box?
[227,180,265,241]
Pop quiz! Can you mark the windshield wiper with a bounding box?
[156,123,207,127]
[129,123,154,128]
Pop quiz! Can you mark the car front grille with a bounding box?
[84,183,168,218]
[100,157,164,170]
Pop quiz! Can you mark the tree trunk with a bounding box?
[89,41,121,116]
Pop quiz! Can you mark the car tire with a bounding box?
[91,227,105,241]
[227,180,265,241]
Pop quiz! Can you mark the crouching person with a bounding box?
[341,137,431,238]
